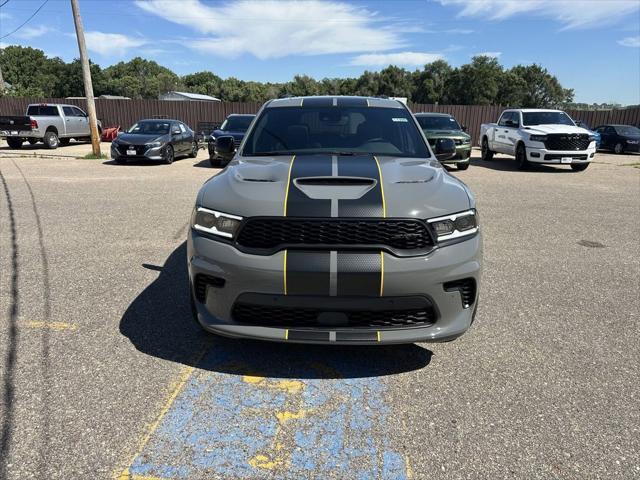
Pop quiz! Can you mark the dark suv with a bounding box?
[208,114,255,167]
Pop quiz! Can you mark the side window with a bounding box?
[606,126,616,135]
[62,106,74,116]
[498,112,509,127]
[72,107,86,117]
[179,123,187,133]
[595,127,604,133]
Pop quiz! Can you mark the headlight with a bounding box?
[427,209,478,242]
[589,135,597,141]
[146,141,162,148]
[191,207,242,238]
[529,135,547,142]
[462,137,471,144]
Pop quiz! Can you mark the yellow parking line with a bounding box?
[113,347,208,480]
[25,321,77,331]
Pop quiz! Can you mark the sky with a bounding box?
[0,0,639,104]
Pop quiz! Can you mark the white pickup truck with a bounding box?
[0,103,102,149]
[480,109,596,171]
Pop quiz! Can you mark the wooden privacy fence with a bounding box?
[1,97,638,145]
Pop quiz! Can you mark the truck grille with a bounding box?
[232,303,436,328]
[544,134,591,151]
[235,218,435,255]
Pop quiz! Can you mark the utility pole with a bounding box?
[70,0,101,156]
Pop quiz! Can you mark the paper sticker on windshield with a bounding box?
[392,118,408,122]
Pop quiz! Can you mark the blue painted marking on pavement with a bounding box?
[129,345,409,479]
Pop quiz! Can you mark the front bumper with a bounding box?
[440,145,472,164]
[187,229,482,345]
[526,143,597,164]
[111,143,164,161]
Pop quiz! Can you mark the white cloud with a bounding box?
[618,36,640,48]
[439,0,640,29]
[84,32,147,56]
[16,25,52,39]
[474,51,501,58]
[350,51,444,67]
[135,0,404,59]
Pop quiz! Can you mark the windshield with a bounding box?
[127,121,170,135]
[220,116,254,132]
[416,115,461,131]
[243,106,429,158]
[522,111,575,126]
[615,125,640,136]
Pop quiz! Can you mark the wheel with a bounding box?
[163,145,174,164]
[43,130,59,149]
[481,137,493,161]
[515,143,529,170]
[27,138,38,145]
[614,143,624,154]
[60,138,70,146]
[456,162,469,170]
[189,142,198,158]
[571,163,589,172]
[6,137,23,149]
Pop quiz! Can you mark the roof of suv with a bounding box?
[266,96,404,109]
[414,112,452,117]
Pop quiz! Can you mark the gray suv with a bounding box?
[188,96,482,344]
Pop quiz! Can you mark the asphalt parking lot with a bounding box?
[0,148,638,479]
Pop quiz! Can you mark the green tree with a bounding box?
[103,57,179,98]
[412,60,453,104]
[448,56,503,105]
[376,65,413,98]
[182,71,222,96]
[282,75,320,97]
[509,64,574,107]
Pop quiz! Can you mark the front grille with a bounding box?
[118,144,145,155]
[544,134,591,151]
[428,139,437,146]
[236,218,435,254]
[232,303,436,328]
[444,278,476,308]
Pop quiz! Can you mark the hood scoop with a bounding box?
[294,176,376,200]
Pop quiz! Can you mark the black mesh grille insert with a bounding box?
[444,278,476,308]
[236,218,434,254]
[232,303,436,328]
[544,134,591,151]
[194,274,225,302]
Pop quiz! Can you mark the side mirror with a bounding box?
[434,138,456,161]
[215,135,236,155]
[171,128,181,135]
[461,125,467,132]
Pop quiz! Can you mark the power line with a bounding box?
[0,0,49,40]
[0,1,11,9]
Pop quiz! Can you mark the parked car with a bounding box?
[480,109,596,171]
[594,124,640,154]
[0,103,102,149]
[189,95,481,345]
[208,114,255,167]
[111,119,198,164]
[415,112,472,170]
[574,120,601,149]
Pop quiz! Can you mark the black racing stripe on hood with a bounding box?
[286,155,332,217]
[286,250,330,296]
[336,252,382,297]
[337,155,384,218]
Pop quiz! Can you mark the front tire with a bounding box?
[571,163,589,172]
[43,130,59,149]
[516,143,529,170]
[163,145,174,164]
[456,162,469,170]
[6,137,23,149]
[614,143,624,154]
[481,137,493,161]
